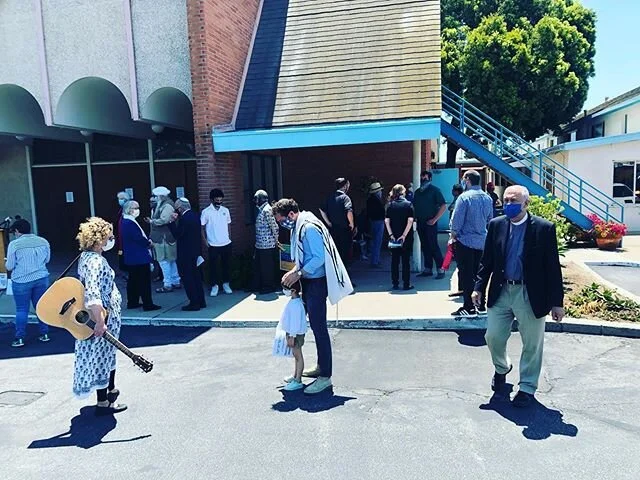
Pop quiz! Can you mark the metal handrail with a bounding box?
[442,86,624,223]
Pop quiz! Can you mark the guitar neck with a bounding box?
[103,331,136,360]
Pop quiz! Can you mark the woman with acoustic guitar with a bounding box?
[74,217,127,414]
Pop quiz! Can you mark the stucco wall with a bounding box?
[132,0,192,109]
[0,145,33,228]
[42,0,132,117]
[0,0,45,112]
[601,102,640,136]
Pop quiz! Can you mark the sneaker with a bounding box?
[477,306,487,316]
[210,285,219,297]
[38,334,50,343]
[512,391,534,408]
[302,365,322,378]
[222,283,233,294]
[451,307,477,318]
[283,375,295,384]
[491,364,513,392]
[417,270,433,277]
[283,379,305,391]
[402,285,415,291]
[11,338,25,348]
[304,377,332,395]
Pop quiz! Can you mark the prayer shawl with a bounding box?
[291,211,353,305]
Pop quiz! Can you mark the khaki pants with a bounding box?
[485,284,546,394]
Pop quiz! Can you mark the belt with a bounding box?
[505,279,524,285]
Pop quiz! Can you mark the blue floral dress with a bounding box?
[73,251,122,398]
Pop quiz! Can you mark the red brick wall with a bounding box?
[187,0,260,251]
[281,141,431,216]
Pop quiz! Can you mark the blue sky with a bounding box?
[581,0,639,109]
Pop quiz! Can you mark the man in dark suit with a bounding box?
[169,198,206,311]
[473,185,565,408]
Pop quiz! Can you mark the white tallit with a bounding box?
[291,211,353,305]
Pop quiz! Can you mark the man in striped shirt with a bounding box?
[6,219,51,347]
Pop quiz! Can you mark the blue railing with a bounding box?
[442,86,624,224]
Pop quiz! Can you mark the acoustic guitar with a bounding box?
[36,277,153,373]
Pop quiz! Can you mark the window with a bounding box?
[242,153,281,223]
[92,134,148,163]
[591,122,605,138]
[624,114,628,134]
[543,166,555,194]
[153,128,195,159]
[613,161,640,203]
[549,139,555,148]
[32,139,85,165]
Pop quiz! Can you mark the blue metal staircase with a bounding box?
[440,86,624,230]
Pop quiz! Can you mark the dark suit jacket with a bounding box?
[474,214,563,318]
[168,209,202,264]
[121,219,152,266]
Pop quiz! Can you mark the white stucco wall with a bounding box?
[131,0,192,112]
[42,0,132,118]
[0,0,45,114]
[600,101,640,136]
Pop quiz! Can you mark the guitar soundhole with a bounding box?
[75,311,91,325]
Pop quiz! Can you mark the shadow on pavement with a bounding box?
[0,325,211,360]
[28,406,151,450]
[456,330,487,347]
[479,385,579,440]
[272,389,356,413]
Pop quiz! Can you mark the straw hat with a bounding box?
[369,182,383,193]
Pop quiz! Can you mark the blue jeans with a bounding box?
[369,220,384,265]
[301,277,332,378]
[13,276,50,339]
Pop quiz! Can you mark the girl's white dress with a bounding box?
[273,297,307,356]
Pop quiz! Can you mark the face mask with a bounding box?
[282,288,292,297]
[131,209,140,219]
[118,199,126,207]
[420,179,430,188]
[504,203,523,219]
[279,218,295,230]
[103,238,115,252]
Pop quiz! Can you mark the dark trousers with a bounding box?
[391,246,411,288]
[252,248,277,293]
[179,259,205,307]
[417,222,443,271]
[208,244,231,286]
[330,227,352,266]
[456,242,484,310]
[126,264,153,308]
[301,277,332,378]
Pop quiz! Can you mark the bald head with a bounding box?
[174,197,191,213]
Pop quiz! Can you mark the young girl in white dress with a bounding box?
[279,281,307,391]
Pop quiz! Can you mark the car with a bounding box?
[612,183,639,204]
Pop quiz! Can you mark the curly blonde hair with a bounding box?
[76,217,113,251]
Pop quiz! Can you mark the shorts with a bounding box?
[286,334,305,348]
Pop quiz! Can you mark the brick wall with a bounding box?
[187,0,260,251]
[281,141,432,216]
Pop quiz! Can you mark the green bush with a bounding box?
[566,283,640,323]
[527,194,569,254]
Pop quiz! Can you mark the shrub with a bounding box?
[527,194,569,254]
[565,283,640,323]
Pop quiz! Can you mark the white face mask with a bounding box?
[131,209,140,219]
[103,238,115,252]
[282,288,292,297]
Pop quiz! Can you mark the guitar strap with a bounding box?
[57,253,82,281]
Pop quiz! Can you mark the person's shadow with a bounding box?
[479,385,578,440]
[272,388,356,413]
[28,407,151,450]
[456,330,487,347]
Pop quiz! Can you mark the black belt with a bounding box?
[505,279,524,285]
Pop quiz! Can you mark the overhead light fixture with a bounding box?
[15,135,28,141]
[80,130,92,137]
[151,124,165,134]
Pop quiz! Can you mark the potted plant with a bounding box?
[587,214,628,250]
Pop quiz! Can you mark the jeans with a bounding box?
[159,260,181,288]
[13,276,49,339]
[417,222,443,271]
[301,277,332,378]
[369,220,384,265]
[209,244,232,286]
[456,242,484,310]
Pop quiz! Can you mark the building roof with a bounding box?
[233,0,441,131]
[568,85,640,126]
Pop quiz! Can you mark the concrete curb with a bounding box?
[580,261,640,304]
[2,314,640,338]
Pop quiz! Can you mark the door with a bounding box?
[32,166,91,253]
[154,161,198,207]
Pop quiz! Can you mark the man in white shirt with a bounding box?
[201,188,233,296]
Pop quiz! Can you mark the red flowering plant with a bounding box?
[587,214,628,239]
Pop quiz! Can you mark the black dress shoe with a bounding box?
[143,304,162,312]
[127,303,142,309]
[491,364,513,392]
[181,305,200,311]
[402,285,414,291]
[199,302,207,309]
[392,284,399,290]
[512,391,534,408]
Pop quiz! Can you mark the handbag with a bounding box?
[6,279,13,296]
[388,238,403,249]
[272,323,292,357]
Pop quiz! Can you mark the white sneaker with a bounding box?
[222,283,233,294]
[210,285,219,297]
[304,376,333,395]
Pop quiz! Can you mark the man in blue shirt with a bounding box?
[450,170,493,318]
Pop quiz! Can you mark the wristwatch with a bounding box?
[296,270,303,277]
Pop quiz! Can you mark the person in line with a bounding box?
[405,182,414,203]
[319,178,355,268]
[201,188,233,297]
[366,182,385,268]
[448,184,465,298]
[473,185,565,407]
[413,170,447,279]
[74,217,127,414]
[121,201,160,312]
[170,197,206,311]
[145,186,181,293]
[278,280,307,391]
[450,170,493,318]
[115,191,131,277]
[252,190,280,294]
[486,182,502,218]
[275,198,353,395]
[6,219,51,347]
[385,185,415,291]
[148,195,163,283]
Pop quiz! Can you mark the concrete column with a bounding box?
[148,139,156,190]
[412,140,422,272]
[24,145,38,234]
[85,143,96,216]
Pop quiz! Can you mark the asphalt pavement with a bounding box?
[587,264,640,296]
[1,325,639,480]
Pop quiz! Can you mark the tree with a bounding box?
[442,0,596,167]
